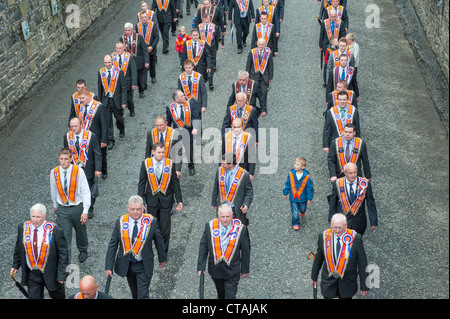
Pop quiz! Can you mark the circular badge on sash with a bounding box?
[164,166,171,173]
[44,223,54,232]
[193,78,198,83]
[231,110,238,118]
[239,143,246,150]
[101,72,106,77]
[334,114,340,120]
[122,222,129,231]
[142,216,151,226]
[69,139,75,146]
[182,80,187,85]
[342,233,353,246]
[124,57,128,62]
[85,115,92,122]
[74,99,79,104]
[347,114,352,120]
[358,179,368,193]
[88,108,94,115]
[242,112,249,119]
[232,219,242,228]
[148,167,155,174]
[219,175,226,182]
[25,234,31,242]
[212,229,220,238]
[113,56,117,62]
[233,177,240,184]
[339,186,345,193]
[80,141,88,150]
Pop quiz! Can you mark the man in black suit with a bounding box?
[68,79,97,126]
[138,143,183,253]
[246,38,273,118]
[145,115,183,176]
[181,28,213,79]
[65,117,102,218]
[97,54,128,149]
[135,11,160,89]
[105,195,167,299]
[152,0,178,54]
[319,10,346,65]
[328,123,372,183]
[320,0,349,32]
[112,41,138,117]
[228,0,255,54]
[198,14,220,90]
[166,90,201,176]
[325,79,358,111]
[251,11,278,56]
[311,213,370,299]
[222,118,256,181]
[222,92,259,143]
[197,204,250,299]
[68,275,113,299]
[322,91,361,152]
[328,163,378,236]
[178,59,208,119]
[212,153,253,226]
[227,70,264,117]
[11,203,69,299]
[77,88,108,178]
[327,53,359,99]
[121,22,150,99]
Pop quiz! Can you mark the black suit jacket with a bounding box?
[327,66,359,97]
[120,33,150,70]
[250,22,278,53]
[177,72,208,114]
[255,5,281,33]
[68,93,97,127]
[228,0,255,25]
[328,177,378,235]
[246,48,274,86]
[311,230,369,298]
[144,128,183,172]
[134,21,160,56]
[181,40,213,77]
[63,131,102,180]
[195,5,226,31]
[166,101,201,135]
[12,223,69,291]
[319,19,346,50]
[197,221,250,280]
[105,215,166,279]
[322,106,361,148]
[227,80,263,113]
[151,0,177,23]
[221,133,256,176]
[221,105,259,142]
[114,53,137,90]
[327,137,372,179]
[97,69,128,109]
[138,160,182,209]
[211,166,253,224]
[321,6,350,31]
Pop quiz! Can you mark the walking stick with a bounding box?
[199,272,205,299]
[307,251,317,299]
[11,272,29,298]
[104,275,112,295]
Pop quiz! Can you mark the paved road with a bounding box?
[0,0,448,301]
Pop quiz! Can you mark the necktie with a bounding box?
[335,237,341,264]
[345,141,351,162]
[226,171,232,193]
[63,170,68,196]
[128,37,132,50]
[130,221,139,263]
[259,51,263,64]
[238,107,243,118]
[205,25,209,38]
[349,182,356,204]
[341,69,346,80]
[233,136,238,153]
[179,105,185,122]
[107,70,111,86]
[83,105,88,121]
[160,132,164,144]
[188,75,192,92]
[75,135,80,155]
[156,161,162,180]
[119,55,122,68]
[331,21,335,33]
[193,42,197,58]
[33,228,38,259]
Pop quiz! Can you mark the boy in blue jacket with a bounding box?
[283,157,314,230]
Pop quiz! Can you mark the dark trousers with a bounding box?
[101,145,108,175]
[127,89,135,113]
[27,270,66,299]
[235,19,250,49]
[105,98,125,142]
[55,203,87,261]
[141,55,157,91]
[126,261,152,299]
[149,203,172,253]
[212,277,239,299]
[186,0,199,12]
[158,22,171,52]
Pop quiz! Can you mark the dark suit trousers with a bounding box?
[127,89,135,113]
[126,261,152,299]
[55,203,87,260]
[212,277,239,299]
[159,22,170,51]
[235,19,250,49]
[27,269,66,299]
[149,203,172,253]
[105,98,125,142]
[142,55,157,90]
[101,146,108,175]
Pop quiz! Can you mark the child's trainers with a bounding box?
[293,225,299,231]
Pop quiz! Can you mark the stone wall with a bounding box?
[410,0,449,83]
[0,0,116,120]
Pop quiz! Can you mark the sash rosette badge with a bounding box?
[342,233,353,258]
[44,222,54,245]
[357,179,368,196]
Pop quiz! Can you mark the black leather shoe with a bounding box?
[139,92,145,98]
[237,48,242,54]
[88,207,94,219]
[189,167,195,176]
[130,111,135,117]
[107,141,114,150]
[119,131,125,138]
[151,78,157,84]
[209,85,214,90]
[79,252,87,263]
[101,173,108,179]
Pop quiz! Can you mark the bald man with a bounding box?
[68,275,113,299]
